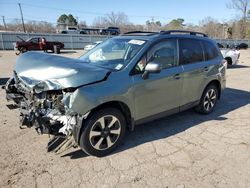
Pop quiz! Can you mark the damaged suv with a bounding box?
[5,30,227,157]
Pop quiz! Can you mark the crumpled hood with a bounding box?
[15,52,110,92]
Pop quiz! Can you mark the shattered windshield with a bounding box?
[79,38,146,70]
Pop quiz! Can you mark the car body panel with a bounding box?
[131,66,184,120]
[15,52,110,90]
[180,58,225,105]
[69,71,135,117]
[220,49,240,65]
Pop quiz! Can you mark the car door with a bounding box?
[29,38,40,50]
[179,38,209,107]
[131,39,184,122]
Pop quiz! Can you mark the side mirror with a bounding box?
[142,62,162,79]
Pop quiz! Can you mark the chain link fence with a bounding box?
[0,32,110,50]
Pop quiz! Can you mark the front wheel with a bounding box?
[195,85,218,114]
[79,108,126,157]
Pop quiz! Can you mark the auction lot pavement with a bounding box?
[0,50,249,188]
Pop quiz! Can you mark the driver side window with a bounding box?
[147,39,178,69]
[31,38,39,44]
[133,39,178,74]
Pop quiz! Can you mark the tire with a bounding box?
[20,47,27,54]
[79,108,126,157]
[225,57,232,66]
[195,84,218,114]
[15,50,21,55]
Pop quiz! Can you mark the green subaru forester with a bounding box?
[5,30,227,156]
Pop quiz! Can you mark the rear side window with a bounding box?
[203,41,219,60]
[179,39,204,65]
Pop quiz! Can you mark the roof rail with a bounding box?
[122,31,157,35]
[124,31,157,34]
[160,30,208,37]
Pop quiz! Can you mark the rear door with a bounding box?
[131,39,184,121]
[179,38,208,106]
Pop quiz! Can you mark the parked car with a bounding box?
[61,26,120,35]
[99,27,120,35]
[84,41,103,51]
[235,43,248,50]
[217,43,224,48]
[220,48,240,66]
[218,43,240,66]
[5,30,227,156]
[60,26,80,34]
[14,37,64,55]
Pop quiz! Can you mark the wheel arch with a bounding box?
[225,56,232,65]
[75,100,133,145]
[89,101,133,129]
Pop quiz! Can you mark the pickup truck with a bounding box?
[14,37,64,55]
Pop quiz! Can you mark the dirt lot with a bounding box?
[0,50,249,188]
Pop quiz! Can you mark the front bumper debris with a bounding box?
[4,76,80,154]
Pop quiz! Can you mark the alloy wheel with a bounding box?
[203,88,217,111]
[89,115,121,150]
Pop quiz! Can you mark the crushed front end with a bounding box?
[5,73,78,153]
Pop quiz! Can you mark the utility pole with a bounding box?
[76,16,79,29]
[18,3,26,33]
[1,16,7,30]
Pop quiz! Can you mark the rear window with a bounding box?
[179,39,204,65]
[203,41,219,60]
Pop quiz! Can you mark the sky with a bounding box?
[0,0,240,26]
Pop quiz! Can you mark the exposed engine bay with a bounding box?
[4,51,112,154]
[5,73,78,153]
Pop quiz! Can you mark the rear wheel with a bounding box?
[225,57,232,66]
[195,84,218,114]
[79,108,126,157]
[19,47,27,54]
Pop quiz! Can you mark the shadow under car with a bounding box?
[62,87,250,159]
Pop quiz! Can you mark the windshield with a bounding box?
[80,38,146,70]
[26,38,32,42]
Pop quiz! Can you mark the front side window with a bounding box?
[29,38,39,43]
[147,39,178,69]
[179,39,204,65]
[80,38,146,70]
[133,39,178,74]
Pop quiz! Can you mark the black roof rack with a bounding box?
[160,30,208,37]
[122,31,157,36]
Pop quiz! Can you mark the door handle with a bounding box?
[173,73,181,80]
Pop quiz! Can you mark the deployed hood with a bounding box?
[15,52,110,92]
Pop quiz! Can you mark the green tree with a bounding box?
[67,14,77,26]
[57,14,77,26]
[57,14,68,24]
[145,19,162,31]
[168,18,185,29]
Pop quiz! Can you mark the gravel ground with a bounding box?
[0,50,249,188]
